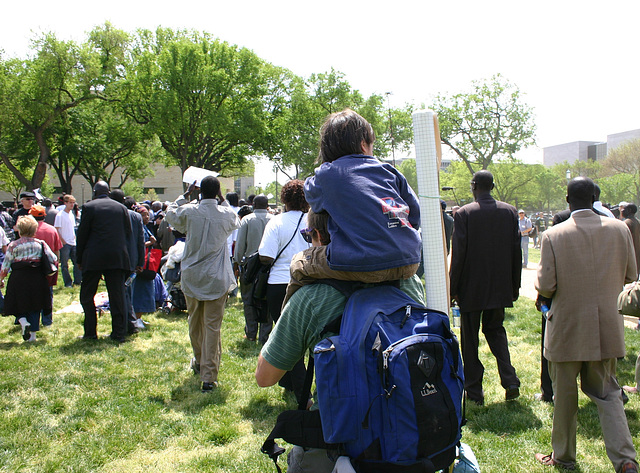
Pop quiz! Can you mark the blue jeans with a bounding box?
[41,286,54,325]
[60,244,82,287]
[21,309,41,332]
[521,237,529,266]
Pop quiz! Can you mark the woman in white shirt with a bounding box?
[258,179,309,402]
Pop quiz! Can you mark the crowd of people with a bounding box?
[2,108,640,472]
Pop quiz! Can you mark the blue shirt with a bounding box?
[304,155,421,272]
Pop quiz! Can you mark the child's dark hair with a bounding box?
[307,210,331,245]
[318,109,375,163]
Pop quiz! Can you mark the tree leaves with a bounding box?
[432,74,536,176]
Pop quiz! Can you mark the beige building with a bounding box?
[0,163,253,206]
[543,128,640,166]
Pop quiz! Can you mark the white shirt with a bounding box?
[259,210,309,285]
[54,210,77,246]
[593,201,615,218]
[227,205,239,257]
[0,227,8,248]
[165,196,239,301]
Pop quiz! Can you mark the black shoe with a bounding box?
[128,325,139,335]
[506,385,520,401]
[21,322,31,341]
[202,382,217,392]
[468,396,484,406]
[622,389,630,405]
[108,333,128,343]
[79,334,98,340]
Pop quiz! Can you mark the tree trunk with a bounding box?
[0,153,31,189]
[31,128,51,190]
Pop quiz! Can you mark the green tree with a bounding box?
[69,101,163,190]
[440,161,475,206]
[599,173,636,207]
[122,28,276,184]
[265,68,414,179]
[432,74,536,176]
[603,138,640,204]
[489,161,541,208]
[527,165,567,212]
[396,159,418,195]
[0,25,129,190]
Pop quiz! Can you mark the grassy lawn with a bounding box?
[2,280,640,472]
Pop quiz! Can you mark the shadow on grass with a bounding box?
[0,340,22,350]
[239,393,294,432]
[464,400,542,435]
[576,401,640,440]
[226,338,262,359]
[155,309,187,322]
[165,377,231,414]
[58,337,119,355]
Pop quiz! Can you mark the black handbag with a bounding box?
[248,213,305,311]
[40,243,57,277]
[240,252,263,286]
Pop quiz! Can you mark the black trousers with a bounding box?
[267,283,307,403]
[540,315,554,398]
[460,308,520,401]
[80,269,128,340]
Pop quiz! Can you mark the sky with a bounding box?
[2,0,639,187]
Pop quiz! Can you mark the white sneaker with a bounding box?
[135,319,146,330]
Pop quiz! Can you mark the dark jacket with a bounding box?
[76,195,131,271]
[449,193,522,312]
[126,209,145,271]
[624,216,640,277]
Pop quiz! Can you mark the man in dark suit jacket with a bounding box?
[76,181,132,342]
[110,190,145,334]
[622,203,640,278]
[450,170,521,405]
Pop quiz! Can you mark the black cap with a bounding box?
[20,191,36,199]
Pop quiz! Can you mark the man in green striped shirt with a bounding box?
[255,210,425,473]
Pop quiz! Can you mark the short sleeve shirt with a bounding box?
[261,275,426,372]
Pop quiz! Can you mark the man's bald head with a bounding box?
[567,177,595,211]
[471,170,494,198]
[253,195,268,210]
[94,181,110,198]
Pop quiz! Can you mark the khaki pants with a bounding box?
[185,294,227,384]
[284,246,418,307]
[549,359,637,471]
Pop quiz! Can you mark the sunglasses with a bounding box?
[300,228,314,244]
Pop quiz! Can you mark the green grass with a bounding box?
[1,281,640,472]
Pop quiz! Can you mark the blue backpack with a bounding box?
[314,285,465,472]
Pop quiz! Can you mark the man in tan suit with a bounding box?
[534,177,638,473]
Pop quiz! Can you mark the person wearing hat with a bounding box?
[518,209,532,268]
[30,205,63,326]
[12,191,36,229]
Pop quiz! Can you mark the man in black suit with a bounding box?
[76,181,132,342]
[450,170,522,405]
